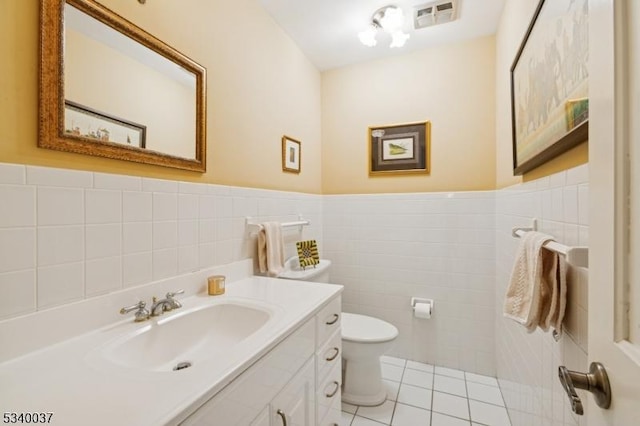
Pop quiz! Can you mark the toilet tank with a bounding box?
[278,257,331,283]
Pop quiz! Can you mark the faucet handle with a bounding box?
[166,289,184,298]
[119,301,150,322]
[166,289,184,309]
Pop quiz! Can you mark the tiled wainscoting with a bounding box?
[341,356,511,426]
[324,193,496,375]
[495,164,589,425]
[0,161,592,425]
[0,163,322,320]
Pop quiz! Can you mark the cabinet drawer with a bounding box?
[318,394,341,426]
[316,328,341,388]
[316,362,341,424]
[316,295,341,348]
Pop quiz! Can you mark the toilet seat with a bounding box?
[341,313,398,343]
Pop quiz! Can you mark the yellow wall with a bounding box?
[0,0,589,195]
[0,0,322,193]
[495,0,588,188]
[321,36,497,194]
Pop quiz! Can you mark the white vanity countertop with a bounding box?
[0,277,342,426]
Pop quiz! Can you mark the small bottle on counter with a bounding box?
[208,275,226,295]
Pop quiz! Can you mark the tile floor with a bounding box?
[340,356,511,426]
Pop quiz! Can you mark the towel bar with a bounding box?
[512,220,589,268]
[246,216,310,234]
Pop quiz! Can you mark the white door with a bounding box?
[588,0,640,423]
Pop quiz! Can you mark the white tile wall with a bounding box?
[0,185,36,227]
[0,161,590,425]
[123,252,152,288]
[85,189,122,224]
[37,187,84,226]
[495,164,589,426]
[0,163,323,320]
[323,191,496,376]
[0,228,36,273]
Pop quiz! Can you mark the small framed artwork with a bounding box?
[369,121,431,175]
[282,135,301,173]
[64,100,146,148]
[510,0,588,175]
[296,240,319,270]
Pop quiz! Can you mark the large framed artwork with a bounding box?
[511,0,589,175]
[369,121,431,176]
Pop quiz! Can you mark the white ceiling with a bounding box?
[258,0,507,71]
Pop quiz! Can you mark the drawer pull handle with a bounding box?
[325,313,339,325]
[325,347,340,361]
[276,409,287,426]
[325,380,340,398]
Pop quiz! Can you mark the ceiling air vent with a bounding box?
[414,0,459,29]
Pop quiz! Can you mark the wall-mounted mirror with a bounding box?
[39,0,207,172]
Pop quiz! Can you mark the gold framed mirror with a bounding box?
[39,0,207,172]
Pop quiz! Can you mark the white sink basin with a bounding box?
[96,300,274,372]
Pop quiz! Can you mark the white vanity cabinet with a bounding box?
[314,296,342,426]
[181,294,342,426]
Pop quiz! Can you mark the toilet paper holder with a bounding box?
[411,297,434,310]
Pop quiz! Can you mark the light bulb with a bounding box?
[390,31,410,48]
[379,7,404,33]
[358,25,378,47]
[359,6,410,49]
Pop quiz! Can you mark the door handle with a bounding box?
[558,362,611,415]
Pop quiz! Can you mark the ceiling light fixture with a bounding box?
[358,5,410,48]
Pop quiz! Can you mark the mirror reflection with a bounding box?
[39,0,207,172]
[64,4,196,159]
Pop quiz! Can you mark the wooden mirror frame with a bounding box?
[39,0,207,172]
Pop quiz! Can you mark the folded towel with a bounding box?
[503,231,559,333]
[257,222,284,277]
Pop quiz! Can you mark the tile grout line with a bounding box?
[464,372,472,425]
[496,378,513,426]
[429,364,435,426]
[388,360,407,425]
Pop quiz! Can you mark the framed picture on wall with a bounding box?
[282,135,301,173]
[368,121,431,176]
[510,0,589,175]
[64,100,146,148]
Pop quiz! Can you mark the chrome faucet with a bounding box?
[166,290,184,309]
[119,301,150,322]
[150,289,185,317]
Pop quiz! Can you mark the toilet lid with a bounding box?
[341,313,399,343]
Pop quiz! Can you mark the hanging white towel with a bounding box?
[543,255,567,336]
[257,222,284,277]
[503,231,558,333]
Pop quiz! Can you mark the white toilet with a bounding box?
[278,256,399,406]
[340,312,398,405]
